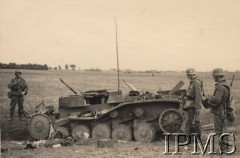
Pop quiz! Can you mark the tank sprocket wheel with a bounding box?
[71,124,90,140]
[159,108,183,133]
[112,124,132,141]
[133,123,156,142]
[92,123,111,139]
[50,127,70,139]
[29,114,51,140]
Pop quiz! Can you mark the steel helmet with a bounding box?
[212,68,225,77]
[186,68,196,76]
[15,70,22,75]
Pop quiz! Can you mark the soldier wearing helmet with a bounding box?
[181,68,202,137]
[8,70,28,121]
[203,68,230,151]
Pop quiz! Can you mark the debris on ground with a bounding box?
[2,136,131,151]
[1,148,8,153]
[97,139,114,148]
[52,144,62,148]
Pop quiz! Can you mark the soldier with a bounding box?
[8,70,28,121]
[203,68,230,151]
[182,68,202,137]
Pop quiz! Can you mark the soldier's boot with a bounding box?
[19,115,25,121]
[9,111,14,121]
[18,112,24,121]
[219,138,229,154]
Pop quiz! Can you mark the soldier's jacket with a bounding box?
[8,77,28,96]
[208,80,230,116]
[187,77,202,109]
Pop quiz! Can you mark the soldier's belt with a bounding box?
[186,96,195,100]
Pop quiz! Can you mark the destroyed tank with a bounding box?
[29,79,187,142]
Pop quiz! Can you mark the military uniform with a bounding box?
[185,76,202,136]
[204,68,230,152]
[180,68,202,137]
[208,79,229,136]
[8,71,28,120]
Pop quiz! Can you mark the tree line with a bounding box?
[0,63,79,71]
[0,63,48,70]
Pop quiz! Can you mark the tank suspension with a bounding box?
[112,124,132,141]
[110,110,119,118]
[92,123,111,139]
[50,127,70,139]
[29,114,52,140]
[134,108,144,117]
[71,124,90,140]
[133,122,156,142]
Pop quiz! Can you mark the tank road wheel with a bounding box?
[50,127,70,139]
[29,114,51,140]
[71,124,90,140]
[159,109,183,133]
[112,124,132,141]
[133,123,156,142]
[92,123,111,139]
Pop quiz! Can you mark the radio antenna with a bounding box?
[115,17,120,94]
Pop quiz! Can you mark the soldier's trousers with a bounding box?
[10,95,24,118]
[180,110,189,133]
[214,114,224,135]
[214,114,228,151]
[186,108,201,137]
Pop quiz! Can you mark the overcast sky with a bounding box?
[0,0,240,71]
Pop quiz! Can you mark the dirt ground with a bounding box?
[1,134,240,158]
[1,70,240,157]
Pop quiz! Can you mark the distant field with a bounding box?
[1,69,240,157]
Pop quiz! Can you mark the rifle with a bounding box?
[230,73,235,88]
[228,73,235,103]
[225,73,235,122]
[59,78,78,94]
[202,75,205,97]
[228,73,235,106]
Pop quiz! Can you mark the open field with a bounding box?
[1,69,240,157]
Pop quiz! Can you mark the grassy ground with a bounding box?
[1,69,240,157]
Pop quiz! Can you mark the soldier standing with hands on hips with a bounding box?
[8,70,28,121]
